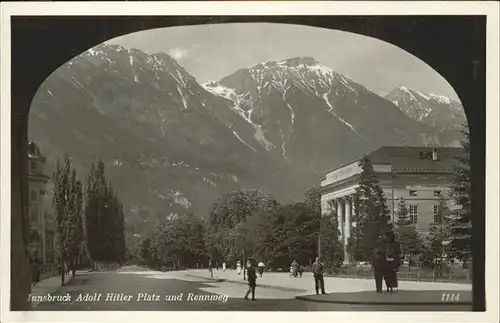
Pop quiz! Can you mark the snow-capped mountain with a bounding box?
[386,86,466,130]
[203,57,453,172]
[28,45,465,236]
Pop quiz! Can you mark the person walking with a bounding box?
[291,260,299,278]
[257,261,265,277]
[311,257,326,295]
[222,262,226,272]
[372,249,386,293]
[31,258,41,287]
[208,260,214,278]
[244,259,257,301]
[236,260,242,275]
[298,265,304,278]
[384,231,401,292]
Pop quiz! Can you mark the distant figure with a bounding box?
[208,260,213,278]
[222,262,226,272]
[290,260,299,278]
[311,257,326,295]
[244,259,257,301]
[372,249,386,293]
[298,265,304,278]
[31,259,41,287]
[236,261,242,275]
[258,261,265,277]
[384,231,401,292]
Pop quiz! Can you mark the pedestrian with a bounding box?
[222,262,226,272]
[372,248,386,293]
[311,257,326,295]
[384,231,401,292]
[257,261,265,277]
[208,260,213,278]
[244,259,257,301]
[298,265,304,278]
[291,260,299,278]
[31,259,41,287]
[236,260,242,275]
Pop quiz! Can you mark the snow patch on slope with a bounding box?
[232,131,258,152]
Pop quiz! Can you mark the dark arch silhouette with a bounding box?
[10,16,485,311]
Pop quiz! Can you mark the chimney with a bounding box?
[432,148,438,161]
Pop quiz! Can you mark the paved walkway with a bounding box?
[185,269,472,297]
[30,270,91,308]
[297,290,471,305]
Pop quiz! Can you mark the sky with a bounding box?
[107,23,459,100]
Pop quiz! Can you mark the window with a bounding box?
[45,231,55,250]
[433,205,441,224]
[30,190,38,201]
[30,207,37,222]
[434,191,441,197]
[409,190,417,197]
[409,205,418,224]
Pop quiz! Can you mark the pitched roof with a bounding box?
[365,146,464,173]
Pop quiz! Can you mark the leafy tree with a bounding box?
[424,197,452,269]
[145,213,207,269]
[258,203,319,270]
[450,126,472,263]
[394,198,424,263]
[319,210,344,268]
[140,238,153,266]
[52,155,84,285]
[304,185,321,214]
[304,185,343,267]
[206,189,280,262]
[348,157,392,261]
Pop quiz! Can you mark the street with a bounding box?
[34,266,470,311]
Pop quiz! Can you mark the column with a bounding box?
[336,198,344,243]
[344,196,352,264]
[344,196,351,245]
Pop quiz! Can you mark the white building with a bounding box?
[28,142,56,264]
[318,146,462,264]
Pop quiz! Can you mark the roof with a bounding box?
[365,146,464,173]
[28,141,46,160]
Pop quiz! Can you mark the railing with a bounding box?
[323,265,472,283]
[91,261,121,271]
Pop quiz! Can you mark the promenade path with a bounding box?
[185,269,472,296]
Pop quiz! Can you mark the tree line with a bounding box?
[52,156,126,285]
[139,127,472,271]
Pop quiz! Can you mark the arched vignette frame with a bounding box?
[10,16,486,311]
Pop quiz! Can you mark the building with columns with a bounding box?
[318,146,462,264]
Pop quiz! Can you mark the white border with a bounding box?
[1,1,499,323]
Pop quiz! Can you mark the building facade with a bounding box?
[318,146,462,264]
[28,142,56,264]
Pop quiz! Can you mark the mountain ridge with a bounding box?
[28,44,467,237]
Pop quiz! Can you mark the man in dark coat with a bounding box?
[244,259,257,301]
[372,249,386,293]
[311,257,326,295]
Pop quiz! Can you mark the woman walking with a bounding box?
[236,260,242,275]
[257,261,265,277]
[384,231,401,292]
